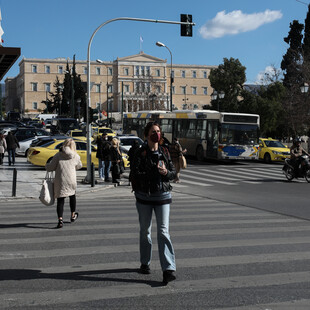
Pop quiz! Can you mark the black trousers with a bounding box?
[57,194,76,219]
[0,153,4,165]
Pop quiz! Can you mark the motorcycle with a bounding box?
[283,155,310,182]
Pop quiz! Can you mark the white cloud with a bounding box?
[255,65,283,84]
[199,9,283,39]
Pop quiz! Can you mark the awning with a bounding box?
[0,46,21,81]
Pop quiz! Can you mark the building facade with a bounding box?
[4,52,216,116]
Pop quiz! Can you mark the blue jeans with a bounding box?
[7,149,16,165]
[98,159,111,180]
[136,201,176,271]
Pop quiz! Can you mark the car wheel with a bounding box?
[264,153,271,164]
[196,145,204,161]
[47,157,54,164]
[25,149,29,158]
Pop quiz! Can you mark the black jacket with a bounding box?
[96,136,111,160]
[130,144,176,194]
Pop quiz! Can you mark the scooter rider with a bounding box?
[290,137,310,175]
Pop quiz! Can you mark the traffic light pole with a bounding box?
[85,16,195,183]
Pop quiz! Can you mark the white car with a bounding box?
[16,135,50,157]
[116,135,144,152]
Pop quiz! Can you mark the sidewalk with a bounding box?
[0,156,128,200]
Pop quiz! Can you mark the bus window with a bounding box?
[197,119,207,139]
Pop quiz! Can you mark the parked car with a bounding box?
[258,138,291,163]
[66,129,89,141]
[116,134,144,151]
[16,135,50,157]
[13,128,50,142]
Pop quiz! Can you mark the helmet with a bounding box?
[294,137,302,144]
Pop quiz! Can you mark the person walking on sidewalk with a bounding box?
[5,131,19,166]
[110,138,122,185]
[0,133,7,165]
[130,121,177,284]
[169,137,187,183]
[96,133,112,181]
[45,138,82,229]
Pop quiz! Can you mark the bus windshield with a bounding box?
[220,124,258,145]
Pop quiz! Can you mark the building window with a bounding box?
[136,66,139,76]
[192,71,197,78]
[171,70,175,78]
[172,86,175,94]
[108,67,113,75]
[124,84,130,92]
[203,71,208,79]
[124,68,129,76]
[146,82,151,93]
[83,67,87,74]
[45,83,51,92]
[181,86,186,94]
[192,87,197,95]
[45,65,50,74]
[32,102,38,109]
[108,85,113,93]
[181,70,186,78]
[96,103,101,110]
[203,87,208,95]
[135,82,140,93]
[96,67,101,75]
[58,66,63,74]
[95,84,101,93]
[146,66,150,76]
[156,86,161,93]
[156,69,160,77]
[31,82,38,92]
[32,65,37,73]
[141,66,145,76]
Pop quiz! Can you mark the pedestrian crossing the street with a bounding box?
[173,164,289,187]
[2,189,310,308]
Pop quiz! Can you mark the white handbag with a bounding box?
[39,172,55,206]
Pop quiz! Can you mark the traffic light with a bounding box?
[180,14,193,37]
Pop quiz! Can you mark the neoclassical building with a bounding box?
[4,52,216,116]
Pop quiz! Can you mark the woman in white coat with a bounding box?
[46,139,82,228]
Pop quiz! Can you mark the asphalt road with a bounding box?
[2,157,310,309]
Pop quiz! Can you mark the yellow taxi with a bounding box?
[27,139,99,168]
[66,129,87,141]
[27,139,129,169]
[259,138,290,163]
[92,127,116,140]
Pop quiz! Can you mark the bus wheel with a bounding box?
[196,145,204,161]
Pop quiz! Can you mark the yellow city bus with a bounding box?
[123,110,260,161]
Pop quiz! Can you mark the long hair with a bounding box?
[111,138,121,155]
[63,138,76,152]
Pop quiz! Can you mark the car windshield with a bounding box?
[36,140,55,147]
[120,138,143,146]
[99,128,113,134]
[264,140,286,148]
[71,131,84,137]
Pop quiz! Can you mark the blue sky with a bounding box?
[0,0,309,84]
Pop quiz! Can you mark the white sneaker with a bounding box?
[100,177,105,181]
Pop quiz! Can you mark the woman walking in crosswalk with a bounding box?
[130,121,177,284]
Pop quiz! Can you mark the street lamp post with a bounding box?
[211,90,225,111]
[96,59,110,126]
[156,41,173,111]
[85,16,195,183]
[77,98,81,123]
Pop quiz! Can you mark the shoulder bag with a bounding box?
[39,172,55,206]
